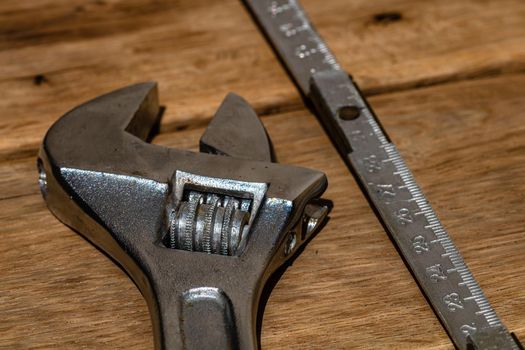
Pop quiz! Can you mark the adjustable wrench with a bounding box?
[37,82,331,349]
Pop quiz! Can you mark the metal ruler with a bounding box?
[242,1,522,349]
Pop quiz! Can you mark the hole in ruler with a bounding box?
[338,106,360,120]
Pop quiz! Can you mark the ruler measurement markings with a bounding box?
[244,1,520,348]
[362,129,500,347]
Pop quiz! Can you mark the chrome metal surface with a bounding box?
[38,84,331,349]
[243,1,522,349]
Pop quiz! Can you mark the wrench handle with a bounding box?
[152,283,258,350]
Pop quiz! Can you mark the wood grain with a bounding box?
[1,0,525,160]
[1,0,524,349]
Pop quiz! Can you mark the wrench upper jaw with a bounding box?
[41,81,172,182]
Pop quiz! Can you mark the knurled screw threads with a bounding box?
[169,191,251,256]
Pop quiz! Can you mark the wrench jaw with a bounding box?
[38,82,331,350]
[200,92,275,162]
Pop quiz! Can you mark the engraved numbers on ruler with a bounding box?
[395,208,413,225]
[267,0,340,72]
[268,1,291,16]
[426,264,447,283]
[360,149,477,331]
[443,292,464,312]
[363,155,382,173]
[412,235,430,254]
[371,183,396,199]
[460,324,477,336]
[280,22,308,37]
[295,44,317,59]
[349,129,371,143]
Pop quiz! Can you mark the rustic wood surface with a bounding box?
[1,0,524,349]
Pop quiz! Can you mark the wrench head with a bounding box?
[38,82,330,350]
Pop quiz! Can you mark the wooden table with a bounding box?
[1,0,524,349]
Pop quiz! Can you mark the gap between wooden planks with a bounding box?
[1,0,525,161]
[2,73,525,349]
[1,0,525,349]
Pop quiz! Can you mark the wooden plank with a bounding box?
[1,0,525,161]
[1,73,524,349]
